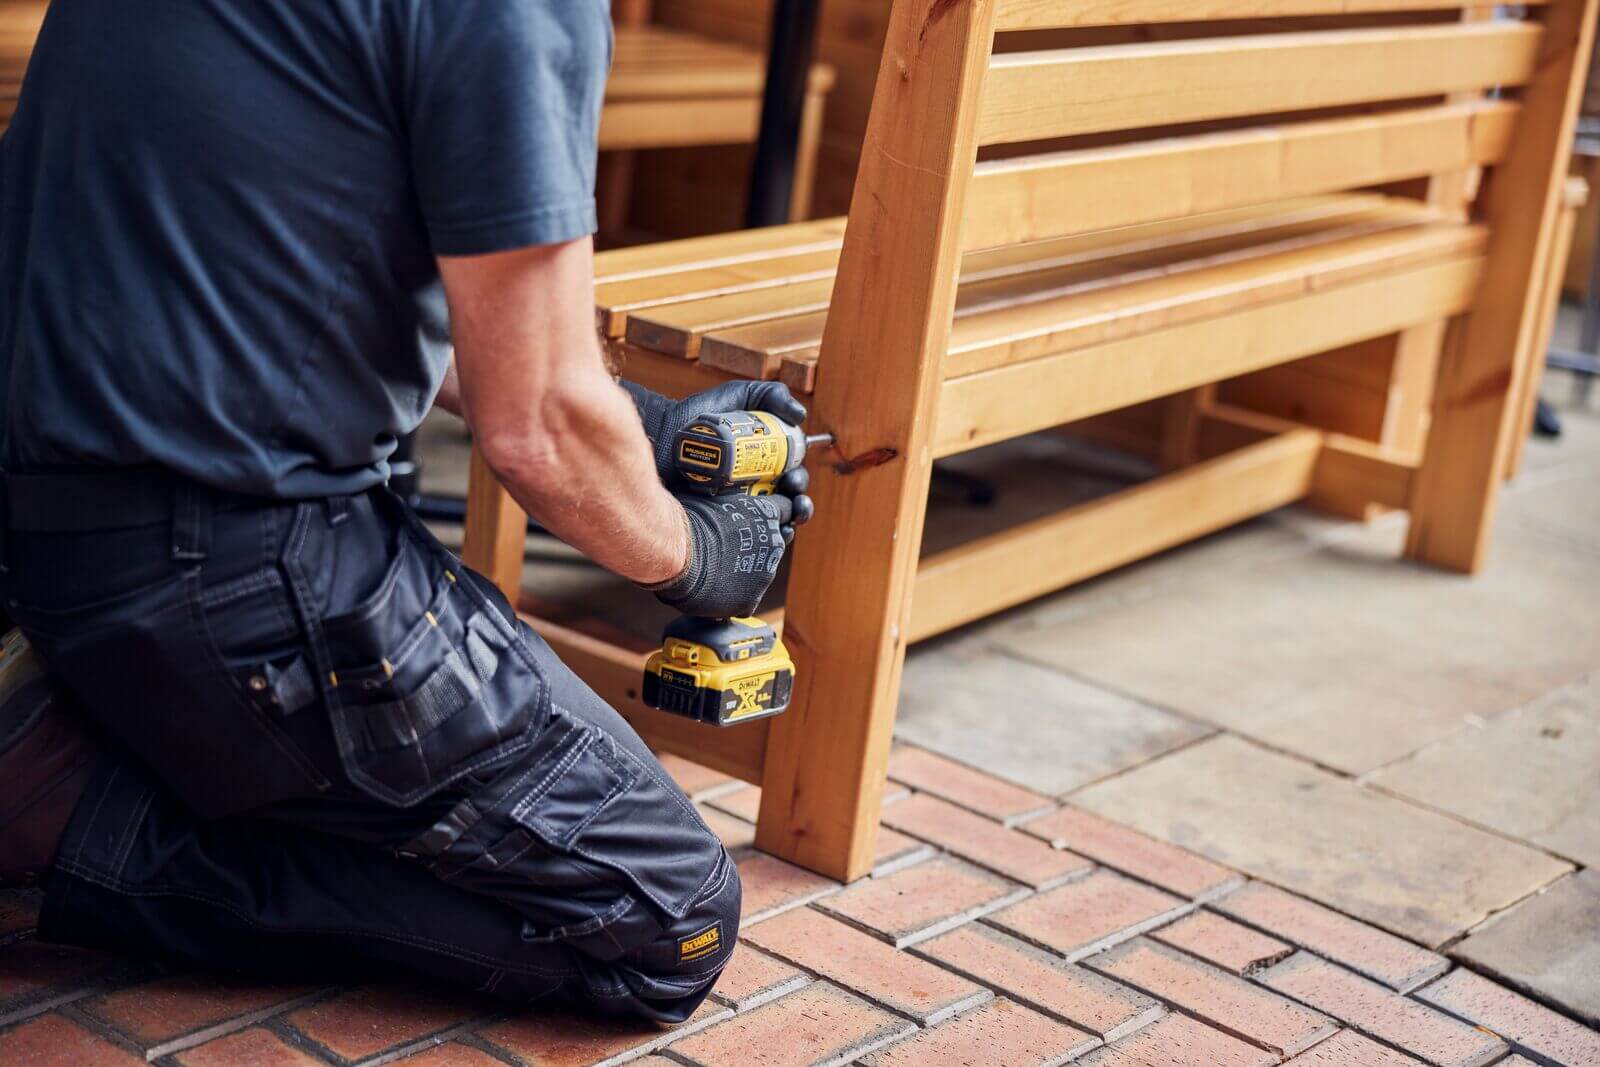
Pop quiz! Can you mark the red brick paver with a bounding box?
[1080,1011,1276,1067]
[480,1000,728,1066]
[0,891,40,942]
[706,785,763,822]
[658,754,736,800]
[816,854,1027,946]
[0,1012,142,1066]
[871,824,937,875]
[1149,910,1292,975]
[284,986,481,1063]
[743,905,991,1025]
[82,974,312,1056]
[887,747,1054,825]
[916,923,1163,1041]
[1021,806,1241,900]
[707,944,809,1012]
[699,805,756,852]
[1258,953,1507,1067]
[1282,1030,1426,1065]
[391,1043,507,1066]
[882,794,1093,889]
[861,998,1098,1066]
[669,982,914,1067]
[174,1027,325,1067]
[987,868,1189,962]
[0,941,121,1024]
[1086,938,1336,1057]
[1214,882,1448,992]
[736,852,839,924]
[1416,966,1600,1066]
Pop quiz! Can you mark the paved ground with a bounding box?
[1,330,1595,1063]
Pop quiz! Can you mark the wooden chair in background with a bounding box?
[469,0,1596,882]
[599,1,835,238]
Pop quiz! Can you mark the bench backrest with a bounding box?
[814,0,1596,456]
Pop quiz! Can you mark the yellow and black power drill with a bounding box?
[643,411,832,727]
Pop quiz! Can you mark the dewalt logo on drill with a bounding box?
[677,921,725,963]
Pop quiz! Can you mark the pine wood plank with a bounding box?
[693,195,1417,378]
[995,0,1545,31]
[978,23,1542,145]
[1194,403,1419,512]
[462,449,528,604]
[944,220,1486,380]
[1407,0,1599,571]
[595,248,841,338]
[754,0,999,882]
[964,100,1517,248]
[935,255,1485,456]
[909,430,1323,642]
[592,217,848,285]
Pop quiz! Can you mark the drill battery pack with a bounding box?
[642,616,795,726]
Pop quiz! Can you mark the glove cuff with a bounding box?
[639,504,703,599]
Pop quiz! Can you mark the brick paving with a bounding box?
[2,747,1596,1066]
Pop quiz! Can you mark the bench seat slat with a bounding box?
[616,195,1380,351]
[684,197,1445,388]
[978,22,1541,145]
[934,253,1485,456]
[964,99,1519,249]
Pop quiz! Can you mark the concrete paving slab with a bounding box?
[1499,463,1600,559]
[1451,870,1600,1029]
[895,635,1210,796]
[1007,525,1600,775]
[1369,673,1600,867]
[1071,736,1573,947]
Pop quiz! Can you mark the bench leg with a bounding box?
[754,452,936,882]
[462,446,528,604]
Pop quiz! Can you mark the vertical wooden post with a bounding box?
[787,78,828,222]
[1406,0,1599,572]
[1505,178,1587,479]
[462,448,528,603]
[753,0,998,881]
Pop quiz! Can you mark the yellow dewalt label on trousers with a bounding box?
[678,921,725,963]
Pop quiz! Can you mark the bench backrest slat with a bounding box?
[995,0,1545,32]
[977,23,1541,146]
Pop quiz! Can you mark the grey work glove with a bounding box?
[620,379,810,485]
[648,493,796,619]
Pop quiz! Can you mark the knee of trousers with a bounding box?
[630,842,741,984]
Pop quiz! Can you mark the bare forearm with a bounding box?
[439,238,689,586]
[479,366,689,585]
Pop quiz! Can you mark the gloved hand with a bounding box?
[621,379,810,485]
[647,493,796,619]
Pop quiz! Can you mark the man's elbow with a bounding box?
[475,387,601,493]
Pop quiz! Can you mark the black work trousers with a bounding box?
[0,475,739,1022]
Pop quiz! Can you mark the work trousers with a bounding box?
[0,477,739,1022]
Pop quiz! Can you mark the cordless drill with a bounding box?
[643,411,832,727]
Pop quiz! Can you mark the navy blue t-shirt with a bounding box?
[0,0,610,497]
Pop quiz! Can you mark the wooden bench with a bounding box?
[599,16,836,233]
[467,0,1598,881]
[0,1,44,133]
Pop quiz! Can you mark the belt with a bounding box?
[0,468,273,533]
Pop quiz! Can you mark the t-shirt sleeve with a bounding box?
[402,0,610,256]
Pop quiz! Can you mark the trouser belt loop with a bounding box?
[171,483,213,564]
[325,495,351,528]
